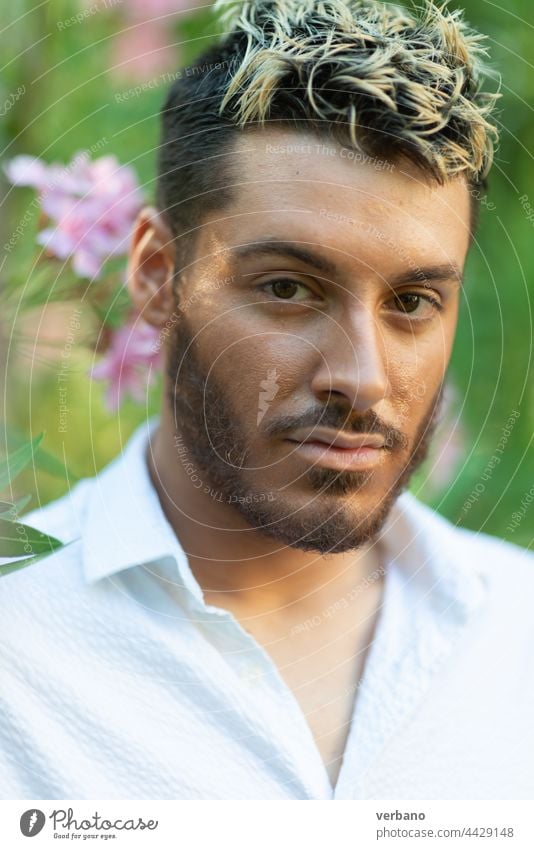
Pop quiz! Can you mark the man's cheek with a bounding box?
[212,334,304,390]
[396,379,430,428]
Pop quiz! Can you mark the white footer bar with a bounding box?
[2,800,533,848]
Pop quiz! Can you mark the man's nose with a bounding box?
[309,309,389,413]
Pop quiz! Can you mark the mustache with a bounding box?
[263,405,409,451]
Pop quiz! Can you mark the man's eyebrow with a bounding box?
[390,264,464,287]
[230,240,339,277]
[230,240,463,286]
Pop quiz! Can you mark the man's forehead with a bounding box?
[199,129,472,275]
[227,128,471,236]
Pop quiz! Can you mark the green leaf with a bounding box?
[0,540,76,577]
[0,433,44,492]
[2,260,54,304]
[0,261,84,312]
[0,495,32,518]
[0,424,78,483]
[0,518,63,556]
[91,285,131,330]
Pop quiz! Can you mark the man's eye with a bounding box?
[263,278,312,301]
[389,292,442,317]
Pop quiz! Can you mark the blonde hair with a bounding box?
[213,0,500,183]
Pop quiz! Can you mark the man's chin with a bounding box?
[303,465,374,496]
[229,485,399,554]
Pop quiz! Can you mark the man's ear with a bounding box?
[127,206,176,327]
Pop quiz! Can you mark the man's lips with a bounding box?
[286,426,387,450]
[284,427,387,472]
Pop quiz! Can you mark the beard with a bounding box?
[166,314,443,554]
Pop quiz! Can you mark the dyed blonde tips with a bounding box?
[213,0,500,183]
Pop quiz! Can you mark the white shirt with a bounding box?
[0,416,533,800]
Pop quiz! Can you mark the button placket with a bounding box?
[187,594,333,798]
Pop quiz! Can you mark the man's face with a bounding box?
[165,129,471,553]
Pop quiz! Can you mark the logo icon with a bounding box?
[20,809,46,837]
[257,368,281,425]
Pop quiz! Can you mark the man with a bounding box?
[1,0,533,800]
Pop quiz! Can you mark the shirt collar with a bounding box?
[376,488,488,620]
[82,415,487,618]
[82,416,203,602]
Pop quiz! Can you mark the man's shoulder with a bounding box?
[403,492,534,594]
[454,523,534,614]
[454,521,533,567]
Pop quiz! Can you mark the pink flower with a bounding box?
[91,319,162,411]
[111,23,178,82]
[4,152,142,279]
[4,155,49,189]
[122,0,201,19]
[78,0,197,18]
[107,0,206,82]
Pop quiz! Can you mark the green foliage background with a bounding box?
[0,0,532,548]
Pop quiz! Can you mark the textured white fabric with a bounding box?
[0,416,533,800]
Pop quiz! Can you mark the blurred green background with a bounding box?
[0,0,532,548]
